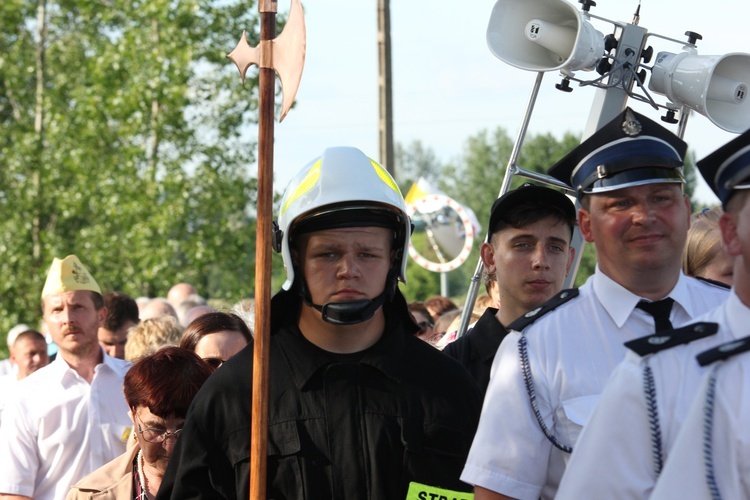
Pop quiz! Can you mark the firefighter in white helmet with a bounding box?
[159,147,482,499]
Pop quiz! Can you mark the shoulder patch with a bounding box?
[507,288,579,332]
[624,322,719,357]
[695,276,731,290]
[697,334,750,366]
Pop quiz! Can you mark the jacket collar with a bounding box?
[271,289,414,390]
[69,444,139,495]
[466,307,503,362]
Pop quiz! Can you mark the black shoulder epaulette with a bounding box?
[507,288,579,332]
[624,322,719,357]
[695,276,731,290]
[696,334,750,366]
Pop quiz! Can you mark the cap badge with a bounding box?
[621,109,642,137]
[72,261,91,284]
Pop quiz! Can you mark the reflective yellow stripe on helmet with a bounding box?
[281,159,322,216]
[369,159,402,197]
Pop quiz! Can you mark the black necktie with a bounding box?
[636,298,675,332]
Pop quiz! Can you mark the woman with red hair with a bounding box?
[67,347,212,499]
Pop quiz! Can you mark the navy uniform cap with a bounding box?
[696,128,750,208]
[548,107,687,198]
[488,183,576,234]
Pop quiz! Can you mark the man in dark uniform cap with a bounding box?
[462,108,729,500]
[558,127,750,499]
[443,184,577,397]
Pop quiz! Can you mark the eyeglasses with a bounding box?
[203,357,225,369]
[417,321,433,333]
[135,414,182,444]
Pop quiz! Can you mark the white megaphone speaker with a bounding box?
[487,0,605,73]
[649,51,750,133]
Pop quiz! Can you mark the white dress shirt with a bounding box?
[0,373,19,425]
[0,359,15,377]
[557,290,744,499]
[651,344,750,500]
[461,269,729,500]
[0,351,131,500]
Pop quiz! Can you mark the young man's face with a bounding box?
[43,290,106,357]
[579,183,690,280]
[481,216,574,323]
[299,226,393,307]
[98,320,136,359]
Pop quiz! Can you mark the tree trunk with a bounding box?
[148,18,161,183]
[32,0,47,265]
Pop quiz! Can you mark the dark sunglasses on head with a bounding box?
[202,357,225,369]
[417,321,433,333]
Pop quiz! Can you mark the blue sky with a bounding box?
[259,0,750,205]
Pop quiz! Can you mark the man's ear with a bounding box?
[720,211,742,257]
[480,242,497,274]
[578,208,595,243]
[97,306,108,329]
[565,246,576,276]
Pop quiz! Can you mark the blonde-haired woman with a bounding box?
[682,206,733,286]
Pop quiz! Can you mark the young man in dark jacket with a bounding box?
[157,147,481,500]
[443,184,576,396]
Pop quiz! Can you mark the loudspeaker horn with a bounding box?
[649,51,750,133]
[486,0,605,73]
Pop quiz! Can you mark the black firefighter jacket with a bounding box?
[157,290,482,500]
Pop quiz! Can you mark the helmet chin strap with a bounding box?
[312,292,387,325]
[297,267,399,326]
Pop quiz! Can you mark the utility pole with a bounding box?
[377,0,394,176]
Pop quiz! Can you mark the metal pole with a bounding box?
[440,271,449,299]
[454,72,546,340]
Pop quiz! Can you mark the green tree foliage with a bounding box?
[394,139,443,193]
[0,0,267,347]
[440,128,515,233]
[683,150,702,210]
[442,129,580,233]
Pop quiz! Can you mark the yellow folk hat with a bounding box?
[41,255,101,299]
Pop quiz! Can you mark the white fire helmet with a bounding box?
[275,146,411,292]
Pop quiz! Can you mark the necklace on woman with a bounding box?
[136,450,150,500]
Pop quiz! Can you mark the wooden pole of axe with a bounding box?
[228,1,305,498]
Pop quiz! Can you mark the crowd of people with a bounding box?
[0,257,257,499]
[1,109,749,499]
